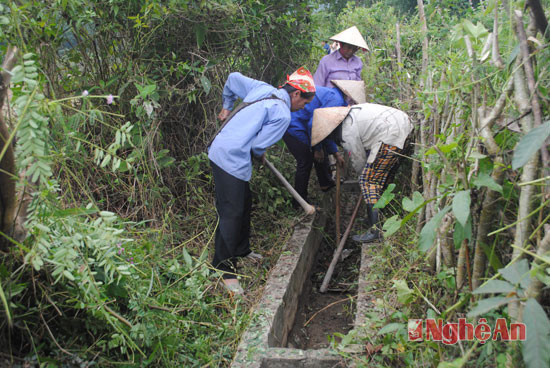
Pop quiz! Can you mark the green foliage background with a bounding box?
[0,0,549,367]
[1,0,312,366]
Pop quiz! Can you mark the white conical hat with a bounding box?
[331,80,367,104]
[311,106,352,146]
[329,26,369,50]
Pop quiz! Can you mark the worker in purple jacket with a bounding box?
[313,26,369,89]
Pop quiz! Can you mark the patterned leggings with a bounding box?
[359,144,402,205]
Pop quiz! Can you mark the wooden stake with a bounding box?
[320,196,362,293]
[335,163,341,245]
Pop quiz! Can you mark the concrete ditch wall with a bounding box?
[232,196,371,367]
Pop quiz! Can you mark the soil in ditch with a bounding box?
[287,193,361,350]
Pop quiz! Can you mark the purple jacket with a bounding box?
[313,50,363,88]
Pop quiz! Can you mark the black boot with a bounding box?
[368,204,379,228]
[352,204,382,243]
[357,204,375,228]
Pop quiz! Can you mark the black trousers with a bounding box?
[283,133,333,203]
[210,160,251,278]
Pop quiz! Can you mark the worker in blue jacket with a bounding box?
[209,67,316,294]
[283,86,349,205]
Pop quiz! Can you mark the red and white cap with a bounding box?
[285,66,316,93]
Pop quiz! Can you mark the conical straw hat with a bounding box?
[332,80,367,104]
[329,26,369,50]
[311,106,352,146]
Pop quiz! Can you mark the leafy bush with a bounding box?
[1,0,315,365]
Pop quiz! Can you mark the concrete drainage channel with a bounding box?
[232,192,373,368]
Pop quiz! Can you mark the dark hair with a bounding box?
[327,123,343,146]
[281,83,316,99]
[340,42,359,51]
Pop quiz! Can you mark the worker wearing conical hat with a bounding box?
[313,26,369,88]
[209,67,316,294]
[310,103,412,243]
[283,80,366,206]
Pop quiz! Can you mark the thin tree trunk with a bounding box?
[0,46,19,248]
[416,205,425,235]
[417,0,429,86]
[411,144,420,192]
[396,22,402,70]
[440,214,455,268]
[471,75,515,288]
[428,174,437,220]
[492,3,505,68]
[515,10,543,129]
[507,12,540,330]
[456,239,467,290]
[423,72,436,225]
[505,28,542,364]
[418,113,429,231]
[416,0,432,250]
[427,173,440,271]
[0,46,17,112]
[395,22,404,103]
[472,157,506,288]
[516,8,550,196]
[510,16,539,269]
[480,32,493,62]
[525,226,550,300]
[456,239,473,291]
[526,0,549,41]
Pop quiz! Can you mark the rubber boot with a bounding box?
[357,204,375,228]
[352,204,382,243]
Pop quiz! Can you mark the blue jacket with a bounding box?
[287,86,346,154]
[208,73,292,181]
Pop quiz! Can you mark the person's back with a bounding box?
[322,41,330,54]
[287,86,346,145]
[283,86,352,205]
[208,73,292,181]
[310,104,412,243]
[346,103,412,156]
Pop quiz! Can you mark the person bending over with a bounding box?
[209,67,316,294]
[310,103,412,243]
[283,80,365,206]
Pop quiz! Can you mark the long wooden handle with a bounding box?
[335,164,341,245]
[264,158,316,215]
[320,196,362,293]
